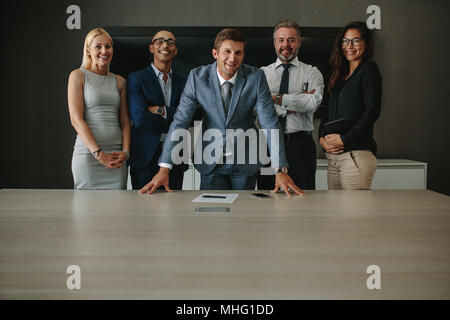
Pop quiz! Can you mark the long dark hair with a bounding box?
[328,21,375,93]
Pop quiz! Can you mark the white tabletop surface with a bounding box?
[0,189,449,299]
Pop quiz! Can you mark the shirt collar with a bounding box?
[275,56,300,69]
[216,67,237,86]
[151,62,172,79]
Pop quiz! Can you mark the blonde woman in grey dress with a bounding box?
[68,28,131,189]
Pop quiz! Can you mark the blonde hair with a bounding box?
[81,28,113,71]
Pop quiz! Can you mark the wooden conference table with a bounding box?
[0,189,449,299]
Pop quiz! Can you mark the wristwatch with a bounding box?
[275,94,282,105]
[92,148,102,159]
[274,167,288,174]
[157,106,164,115]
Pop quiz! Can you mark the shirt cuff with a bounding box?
[159,162,173,170]
[313,91,323,101]
[275,105,287,117]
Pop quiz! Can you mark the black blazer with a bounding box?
[319,60,382,154]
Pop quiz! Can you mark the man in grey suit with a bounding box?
[140,28,303,196]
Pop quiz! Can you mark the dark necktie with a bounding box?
[221,81,233,116]
[278,63,291,131]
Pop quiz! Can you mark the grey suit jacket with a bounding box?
[159,62,288,176]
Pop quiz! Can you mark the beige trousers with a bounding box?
[325,150,377,190]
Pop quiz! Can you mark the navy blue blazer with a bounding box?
[127,66,186,168]
[159,62,288,177]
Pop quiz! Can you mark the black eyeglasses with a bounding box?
[152,37,176,46]
[341,37,362,47]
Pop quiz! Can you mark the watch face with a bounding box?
[275,167,288,174]
[157,107,162,114]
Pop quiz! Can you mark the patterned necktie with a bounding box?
[221,81,233,116]
[278,63,291,131]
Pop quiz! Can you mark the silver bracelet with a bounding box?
[122,150,129,159]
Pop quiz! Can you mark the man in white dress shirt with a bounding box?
[258,19,324,190]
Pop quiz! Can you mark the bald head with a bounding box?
[150,30,178,66]
[152,30,176,43]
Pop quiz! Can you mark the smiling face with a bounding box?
[212,40,244,80]
[341,28,365,63]
[150,30,177,64]
[87,34,113,69]
[274,27,300,63]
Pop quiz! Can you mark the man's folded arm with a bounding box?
[281,67,324,114]
[127,72,167,131]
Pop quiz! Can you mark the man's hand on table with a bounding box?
[139,167,172,194]
[272,173,305,197]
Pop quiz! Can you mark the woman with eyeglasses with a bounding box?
[318,21,382,189]
[68,28,131,189]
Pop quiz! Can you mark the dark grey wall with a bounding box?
[2,0,449,194]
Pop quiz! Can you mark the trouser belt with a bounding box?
[283,130,312,140]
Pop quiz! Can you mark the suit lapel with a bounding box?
[226,66,246,125]
[145,65,165,104]
[169,74,180,107]
[209,62,227,125]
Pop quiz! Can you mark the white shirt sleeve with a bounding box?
[282,67,324,113]
[158,162,173,170]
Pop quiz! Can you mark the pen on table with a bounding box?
[201,195,227,199]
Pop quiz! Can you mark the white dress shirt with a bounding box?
[151,63,171,141]
[217,69,237,158]
[261,56,324,133]
[216,68,237,86]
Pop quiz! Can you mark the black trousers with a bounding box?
[130,143,185,190]
[257,133,316,190]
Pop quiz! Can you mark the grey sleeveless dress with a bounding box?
[71,68,127,189]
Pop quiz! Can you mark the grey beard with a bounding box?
[276,48,299,63]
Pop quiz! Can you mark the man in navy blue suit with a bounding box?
[127,30,187,190]
[139,28,304,196]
